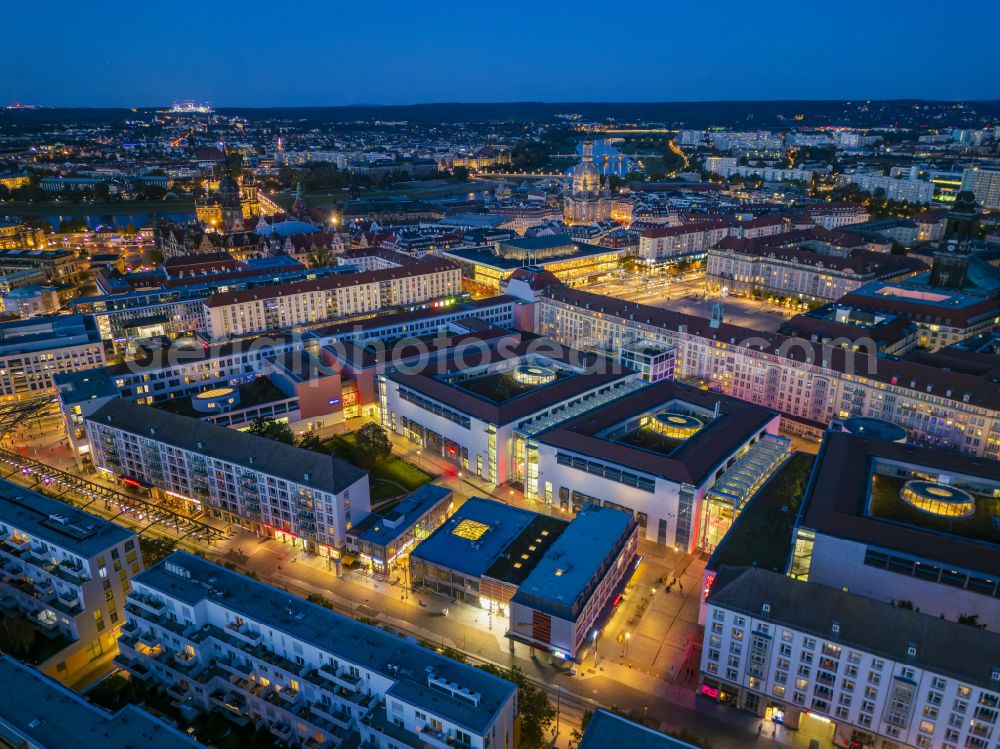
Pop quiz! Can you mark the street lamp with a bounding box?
[592,630,599,667]
[624,631,631,659]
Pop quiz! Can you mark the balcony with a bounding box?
[217,657,254,681]
[173,649,198,670]
[166,682,192,706]
[308,703,353,730]
[138,630,161,649]
[317,665,361,692]
[269,721,295,743]
[224,620,263,646]
[129,593,166,615]
[6,537,31,553]
[420,725,452,749]
[276,685,301,706]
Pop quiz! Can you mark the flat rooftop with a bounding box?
[137,551,514,734]
[0,314,101,355]
[350,484,453,547]
[0,656,203,749]
[443,241,620,271]
[578,709,699,749]
[411,497,551,579]
[799,432,1000,575]
[0,480,134,557]
[52,367,120,404]
[511,506,634,621]
[308,295,517,340]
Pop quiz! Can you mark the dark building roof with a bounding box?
[708,566,1000,691]
[138,552,514,734]
[534,379,779,485]
[578,709,699,749]
[0,656,204,749]
[387,339,632,425]
[89,399,366,494]
[799,432,1000,574]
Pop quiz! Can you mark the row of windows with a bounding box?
[555,452,656,493]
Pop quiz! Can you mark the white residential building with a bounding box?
[963,165,1000,211]
[85,399,370,555]
[701,566,1000,749]
[0,315,106,400]
[203,259,462,338]
[839,173,935,204]
[0,481,141,681]
[118,551,518,749]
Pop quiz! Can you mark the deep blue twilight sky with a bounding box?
[3,0,998,107]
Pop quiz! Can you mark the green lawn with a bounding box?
[710,452,816,572]
[620,427,684,455]
[869,474,1000,544]
[323,433,433,500]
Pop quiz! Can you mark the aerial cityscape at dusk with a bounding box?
[0,4,998,749]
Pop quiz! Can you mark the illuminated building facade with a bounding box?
[117,551,517,749]
[203,258,462,338]
[530,284,1000,459]
[85,399,370,555]
[702,566,1000,749]
[563,141,612,225]
[0,482,141,682]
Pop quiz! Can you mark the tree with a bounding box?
[296,432,325,452]
[958,613,986,629]
[246,417,295,445]
[307,244,337,268]
[451,166,470,181]
[138,536,178,567]
[0,613,36,656]
[477,664,555,749]
[570,709,593,747]
[353,423,392,468]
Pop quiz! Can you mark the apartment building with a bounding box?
[638,222,730,260]
[203,258,462,338]
[527,284,1000,459]
[117,551,517,749]
[838,173,935,204]
[0,314,106,401]
[85,399,370,555]
[702,566,1000,749]
[962,165,1000,211]
[707,240,925,303]
[0,481,141,681]
[0,655,204,749]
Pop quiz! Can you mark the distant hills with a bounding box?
[3,99,1000,128]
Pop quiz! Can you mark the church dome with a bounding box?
[218,173,239,194]
[571,141,601,199]
[255,220,320,238]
